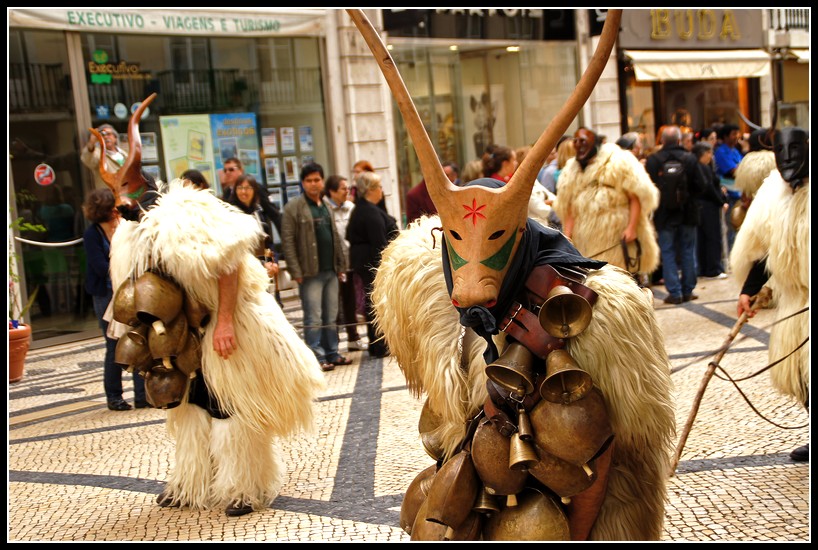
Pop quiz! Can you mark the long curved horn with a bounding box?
[736,109,762,131]
[346,10,452,204]
[117,93,158,196]
[507,9,622,201]
[88,126,121,203]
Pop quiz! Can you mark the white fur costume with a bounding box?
[110,181,326,511]
[373,215,675,540]
[554,143,660,274]
[734,150,776,198]
[730,172,809,405]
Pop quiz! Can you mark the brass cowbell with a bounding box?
[538,285,592,339]
[540,349,593,404]
[508,432,538,472]
[485,342,535,395]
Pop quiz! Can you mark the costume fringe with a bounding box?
[734,151,776,198]
[373,218,675,539]
[554,144,660,274]
[165,401,213,509]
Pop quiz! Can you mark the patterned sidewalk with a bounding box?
[7,275,810,541]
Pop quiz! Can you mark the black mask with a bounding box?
[774,127,809,188]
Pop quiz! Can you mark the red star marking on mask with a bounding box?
[462,198,487,226]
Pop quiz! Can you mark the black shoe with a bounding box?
[225,500,254,517]
[134,400,152,409]
[664,295,683,305]
[683,293,699,302]
[790,443,809,462]
[156,490,180,508]
[107,399,132,411]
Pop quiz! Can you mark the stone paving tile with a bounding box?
[8,274,810,541]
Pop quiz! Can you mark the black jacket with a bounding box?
[646,145,706,230]
[346,199,398,274]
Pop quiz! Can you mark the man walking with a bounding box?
[282,162,350,371]
[646,125,706,304]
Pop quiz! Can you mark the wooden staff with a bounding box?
[265,248,280,299]
[669,286,772,476]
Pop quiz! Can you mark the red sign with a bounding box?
[34,163,56,186]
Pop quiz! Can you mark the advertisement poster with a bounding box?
[210,113,261,192]
[280,126,296,154]
[265,157,281,185]
[283,155,299,183]
[298,125,313,152]
[159,114,216,185]
[141,132,158,162]
[261,128,278,156]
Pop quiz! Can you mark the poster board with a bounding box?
[159,114,216,186]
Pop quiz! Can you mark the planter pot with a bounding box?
[9,323,32,383]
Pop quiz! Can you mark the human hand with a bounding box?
[264,261,279,278]
[338,272,347,283]
[736,293,756,319]
[295,277,303,285]
[213,318,237,358]
[622,226,637,243]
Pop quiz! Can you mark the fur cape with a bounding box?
[734,150,776,198]
[528,183,557,228]
[110,181,326,435]
[373,215,675,541]
[730,172,810,404]
[554,143,660,275]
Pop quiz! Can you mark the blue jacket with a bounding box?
[83,223,112,297]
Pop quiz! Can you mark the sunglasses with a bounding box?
[224,167,238,172]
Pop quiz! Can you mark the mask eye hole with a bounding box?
[449,230,462,241]
[488,230,505,241]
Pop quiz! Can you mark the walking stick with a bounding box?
[669,286,772,476]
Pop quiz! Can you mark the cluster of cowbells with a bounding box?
[113,270,210,409]
[403,284,613,541]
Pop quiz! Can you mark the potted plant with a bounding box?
[8,215,45,383]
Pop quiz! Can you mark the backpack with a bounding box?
[656,153,689,211]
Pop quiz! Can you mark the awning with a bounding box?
[8,8,326,37]
[789,49,809,63]
[623,49,771,82]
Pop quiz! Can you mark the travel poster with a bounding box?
[280,126,296,153]
[298,125,313,152]
[210,113,261,186]
[265,157,281,185]
[261,127,278,156]
[283,155,299,183]
[159,114,216,186]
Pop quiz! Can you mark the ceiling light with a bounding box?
[449,45,458,51]
[506,46,520,52]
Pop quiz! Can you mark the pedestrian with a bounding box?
[180,168,210,190]
[227,174,281,284]
[323,174,365,351]
[481,143,517,183]
[281,162,350,371]
[713,124,744,251]
[645,125,707,304]
[406,160,459,223]
[82,188,148,411]
[731,128,776,231]
[347,170,398,358]
[80,124,127,190]
[692,141,728,279]
[554,126,660,279]
[731,126,809,463]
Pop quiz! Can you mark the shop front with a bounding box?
[616,9,772,150]
[380,9,587,219]
[9,8,333,348]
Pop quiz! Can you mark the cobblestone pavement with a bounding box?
[7,274,810,542]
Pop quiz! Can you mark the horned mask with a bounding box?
[347,9,622,309]
[89,92,157,205]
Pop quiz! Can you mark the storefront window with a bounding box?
[389,39,578,212]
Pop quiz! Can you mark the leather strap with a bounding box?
[500,302,565,360]
[523,264,599,307]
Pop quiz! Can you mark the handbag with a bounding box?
[103,298,129,340]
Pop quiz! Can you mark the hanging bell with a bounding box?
[485,342,535,396]
[473,486,501,515]
[517,408,533,441]
[538,284,592,339]
[508,432,538,472]
[540,349,593,404]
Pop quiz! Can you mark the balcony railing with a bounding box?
[9,63,72,113]
[769,9,810,31]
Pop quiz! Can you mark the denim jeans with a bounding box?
[93,293,146,403]
[299,270,340,363]
[658,224,698,298]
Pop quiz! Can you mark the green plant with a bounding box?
[8,215,46,327]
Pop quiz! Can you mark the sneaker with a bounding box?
[225,500,254,517]
[664,295,683,305]
[790,443,809,462]
[107,399,132,411]
[683,293,699,302]
[348,340,367,352]
[704,273,728,280]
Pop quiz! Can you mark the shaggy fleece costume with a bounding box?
[734,150,776,199]
[110,181,325,511]
[372,215,675,540]
[554,142,660,274]
[730,172,809,405]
